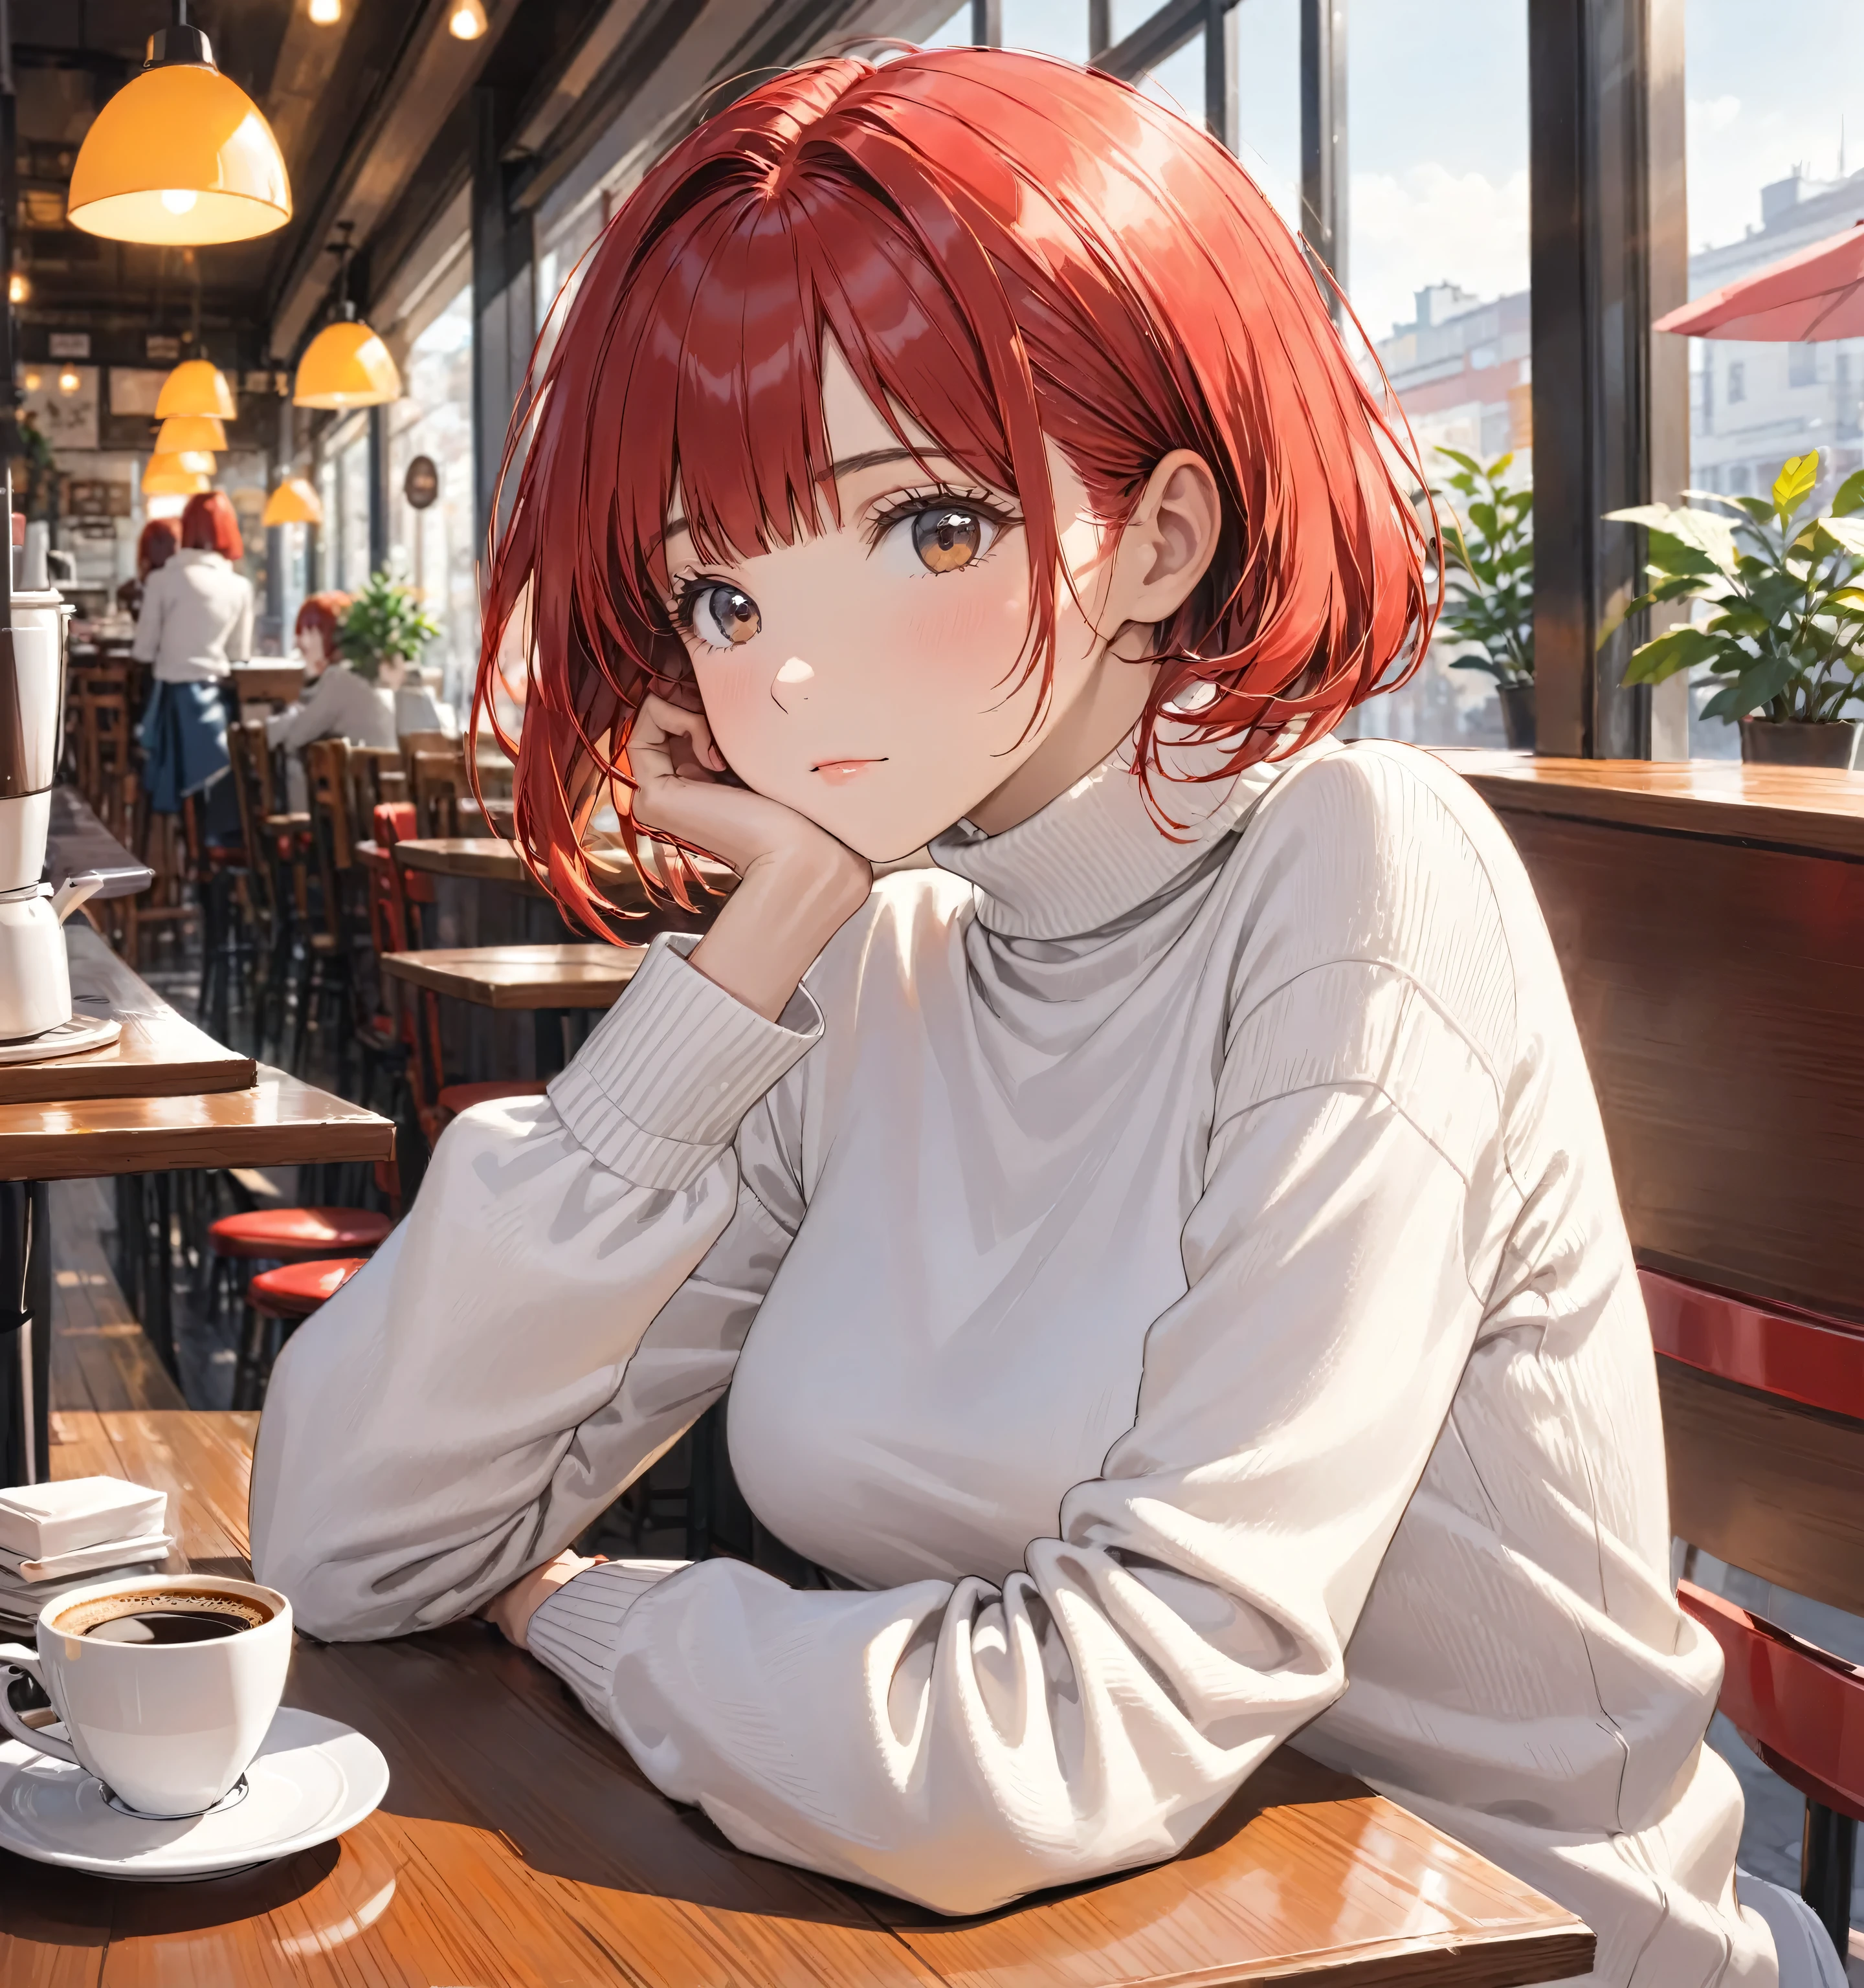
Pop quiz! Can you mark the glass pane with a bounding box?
[1001,1,1089,61]
[1235,0,1300,234]
[1684,0,1864,758]
[1345,0,1532,749]
[1138,31,1203,125]
[338,441,371,595]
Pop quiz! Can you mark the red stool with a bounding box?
[435,1080,548,1125]
[233,1257,370,1409]
[210,1206,394,1261]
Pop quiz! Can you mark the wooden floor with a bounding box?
[47,1175,186,1417]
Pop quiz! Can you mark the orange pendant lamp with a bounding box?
[294,223,402,410]
[154,413,227,452]
[261,476,324,527]
[157,359,238,421]
[67,3,291,247]
[143,455,212,497]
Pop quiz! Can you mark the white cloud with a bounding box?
[1348,164,1531,342]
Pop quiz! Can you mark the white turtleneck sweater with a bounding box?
[249,733,1773,1986]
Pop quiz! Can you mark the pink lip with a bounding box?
[812,758,887,786]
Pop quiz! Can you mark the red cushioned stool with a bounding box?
[210,1206,394,1262]
[435,1080,548,1127]
[233,1257,370,1409]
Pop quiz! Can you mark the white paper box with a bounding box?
[0,1479,167,1560]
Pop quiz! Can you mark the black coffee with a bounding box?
[82,1609,250,1645]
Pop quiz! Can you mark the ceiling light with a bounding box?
[309,0,342,20]
[156,359,238,420]
[448,0,488,39]
[67,10,292,246]
[142,455,212,496]
[7,273,25,304]
[155,413,227,452]
[261,475,324,527]
[58,369,81,394]
[293,224,402,408]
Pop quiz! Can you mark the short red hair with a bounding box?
[295,591,350,652]
[180,491,243,562]
[480,49,1433,936]
[137,518,179,580]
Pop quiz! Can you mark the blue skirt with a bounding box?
[140,679,231,815]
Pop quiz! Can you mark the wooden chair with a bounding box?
[1647,1266,1864,1956]
[298,738,361,1080]
[348,746,406,830]
[234,1256,372,1408]
[406,747,471,839]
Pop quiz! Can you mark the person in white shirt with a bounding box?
[249,49,1838,1987]
[133,491,252,815]
[266,592,399,755]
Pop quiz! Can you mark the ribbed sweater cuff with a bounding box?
[527,1558,687,1717]
[548,934,821,1189]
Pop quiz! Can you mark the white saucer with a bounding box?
[0,1706,388,1881]
[0,1014,122,1063]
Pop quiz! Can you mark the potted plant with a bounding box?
[1433,448,1535,749]
[338,568,440,689]
[1608,452,1864,768]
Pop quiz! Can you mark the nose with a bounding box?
[771,656,814,712]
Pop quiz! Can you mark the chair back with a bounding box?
[348,746,406,831]
[228,720,279,927]
[303,736,356,945]
[408,749,469,839]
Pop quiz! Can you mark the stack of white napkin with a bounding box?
[0,1479,172,1631]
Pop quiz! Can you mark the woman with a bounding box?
[250,50,1820,1985]
[265,592,399,753]
[133,491,252,815]
[116,516,179,622]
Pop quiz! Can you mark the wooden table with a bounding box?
[381,942,645,1011]
[0,941,391,1490]
[0,1411,1593,1985]
[230,661,309,711]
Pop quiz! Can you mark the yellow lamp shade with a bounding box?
[155,414,227,452]
[294,320,402,408]
[261,476,324,527]
[68,61,291,247]
[142,457,212,497]
[153,448,217,476]
[156,360,238,421]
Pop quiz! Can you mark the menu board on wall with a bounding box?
[20,365,99,450]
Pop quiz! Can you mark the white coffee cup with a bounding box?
[0,1573,291,1818]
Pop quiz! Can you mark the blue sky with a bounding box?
[924,1,1863,340]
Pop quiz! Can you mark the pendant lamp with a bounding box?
[157,359,238,420]
[448,0,488,38]
[154,413,227,453]
[294,224,403,408]
[67,3,291,247]
[143,456,211,497]
[261,475,324,527]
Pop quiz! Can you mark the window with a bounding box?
[1344,0,1532,749]
[385,285,478,712]
[1685,0,1864,757]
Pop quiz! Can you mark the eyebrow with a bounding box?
[662,447,948,546]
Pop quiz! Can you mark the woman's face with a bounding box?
[298,626,328,672]
[661,344,1126,862]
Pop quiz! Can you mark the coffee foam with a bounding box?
[54,1589,272,1637]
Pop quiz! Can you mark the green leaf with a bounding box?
[1773,451,1820,522]
[1706,602,1770,639]
[1700,653,1799,720]
[1619,623,1726,684]
[1435,446,1483,476]
[1819,513,1864,561]
[1448,656,1508,682]
[1642,531,1721,579]
[1832,469,1864,516]
[1606,503,1739,573]
[338,569,443,678]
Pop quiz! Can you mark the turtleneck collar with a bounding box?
[930,722,1340,942]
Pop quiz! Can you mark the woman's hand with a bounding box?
[480,1551,605,1650]
[628,694,872,1020]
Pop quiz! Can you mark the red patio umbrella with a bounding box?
[1654,221,1864,342]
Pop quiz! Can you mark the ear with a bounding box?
[1101,449,1223,642]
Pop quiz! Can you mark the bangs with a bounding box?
[480,48,1432,938]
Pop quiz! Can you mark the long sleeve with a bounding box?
[248,934,822,1639]
[130,573,165,665]
[527,869,1514,1915]
[228,577,254,663]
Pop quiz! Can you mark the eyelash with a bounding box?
[863,484,1020,553]
[663,484,1023,638]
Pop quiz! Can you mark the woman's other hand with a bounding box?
[480,1551,605,1650]
[629,693,872,1021]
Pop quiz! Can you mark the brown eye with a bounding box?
[913,507,983,573]
[689,583,760,649]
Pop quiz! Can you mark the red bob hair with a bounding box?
[180,491,243,562]
[296,591,351,654]
[480,48,1433,936]
[136,518,179,580]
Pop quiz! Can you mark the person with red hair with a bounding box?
[133,490,254,813]
[115,516,180,621]
[264,591,400,754]
[253,49,1795,1983]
